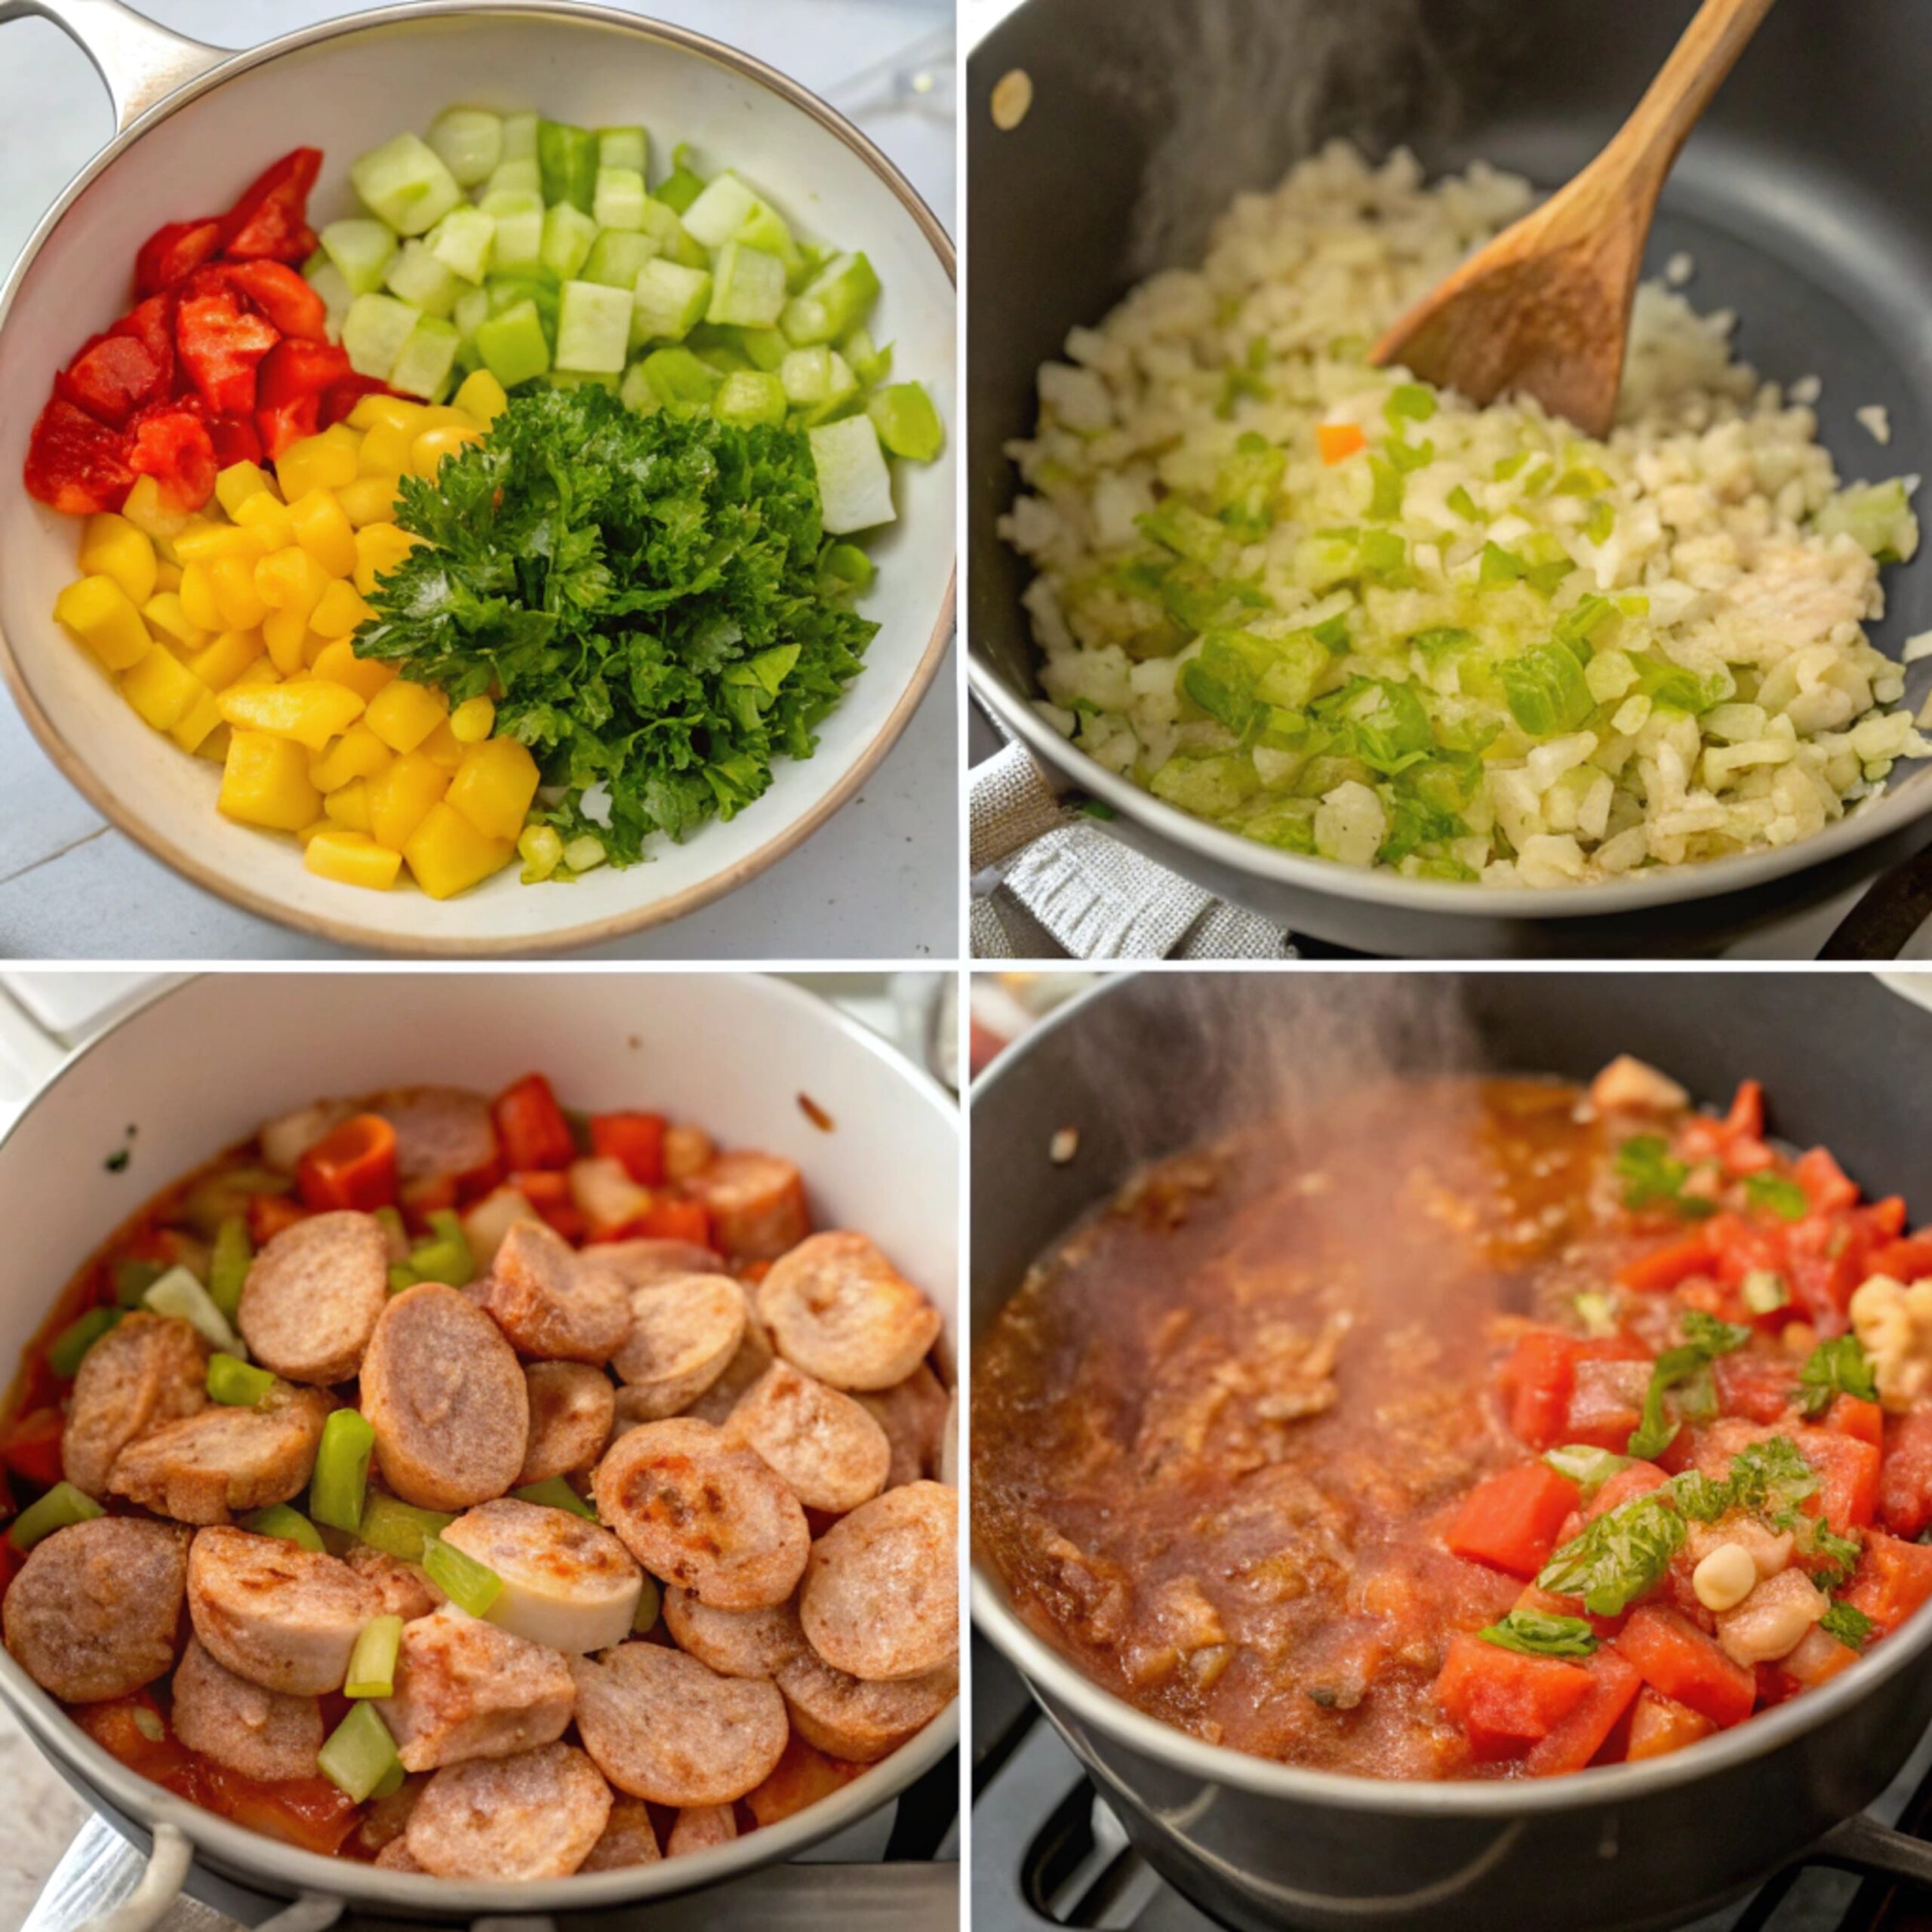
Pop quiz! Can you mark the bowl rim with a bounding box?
[967,968,1932,1817]
[0,967,963,1911]
[0,0,958,958]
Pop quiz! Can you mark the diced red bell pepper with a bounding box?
[255,338,354,458]
[1435,1632,1594,1761]
[1444,1463,1581,1579]
[1584,1460,1670,1524]
[112,293,176,374]
[589,1112,668,1187]
[220,260,328,341]
[217,147,322,263]
[494,1075,577,1172]
[208,412,263,468]
[1614,1607,1756,1728]
[1500,1331,1577,1452]
[1525,1647,1643,1776]
[626,1197,712,1247]
[1824,1395,1884,1451]
[1794,1426,1879,1536]
[126,403,217,513]
[135,217,223,297]
[1880,1411,1932,1540]
[1624,1687,1718,1761]
[1795,1147,1860,1214]
[1872,1232,1932,1283]
[257,397,320,462]
[0,1406,66,1488]
[1714,1352,1801,1426]
[1617,1226,1715,1293]
[248,1192,309,1245]
[55,331,170,429]
[1723,1079,1764,1143]
[296,1113,399,1214]
[174,287,281,414]
[1843,1530,1932,1636]
[24,396,136,514]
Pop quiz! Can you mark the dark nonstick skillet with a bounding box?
[971,969,1932,1930]
[967,0,1932,958]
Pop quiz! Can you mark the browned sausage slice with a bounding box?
[171,1636,322,1782]
[438,1497,641,1654]
[580,1795,662,1872]
[62,1312,208,1497]
[360,1281,528,1509]
[186,1526,380,1694]
[611,1273,745,1417]
[109,1383,331,1524]
[776,1649,958,1763]
[344,1545,443,1621]
[683,1321,777,1428]
[665,1805,737,1857]
[475,1220,629,1364]
[376,1604,576,1770]
[405,1742,611,1879]
[368,1085,497,1184]
[519,1361,615,1484]
[854,1361,951,1489]
[686,1151,810,1262]
[662,1588,806,1680]
[799,1481,957,1681]
[374,1838,426,1872]
[756,1235,943,1392]
[238,1211,388,1386]
[592,1418,808,1610]
[3,1518,187,1702]
[725,1362,891,1514]
[571,1641,788,1805]
[594,1236,724,1287]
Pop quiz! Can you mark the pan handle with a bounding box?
[0,0,220,134]
[1809,1808,1932,1890]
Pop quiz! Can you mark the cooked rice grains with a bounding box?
[999,143,1931,887]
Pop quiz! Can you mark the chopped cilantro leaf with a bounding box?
[1821,1600,1876,1652]
[1744,1173,1810,1222]
[1614,1135,1716,1219]
[1627,1312,1749,1460]
[1796,1335,1878,1419]
[1537,1489,1687,1616]
[1478,1609,1598,1658]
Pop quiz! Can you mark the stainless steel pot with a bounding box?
[966,0,1932,958]
[970,969,1932,1930]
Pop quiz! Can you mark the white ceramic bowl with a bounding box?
[0,1,956,955]
[0,971,959,1917]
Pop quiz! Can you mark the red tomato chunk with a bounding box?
[1444,1464,1580,1580]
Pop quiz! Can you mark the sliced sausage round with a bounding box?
[611,1273,745,1417]
[476,1220,629,1364]
[726,1361,892,1514]
[686,1151,809,1263]
[377,1603,577,1771]
[344,1544,442,1621]
[374,1838,426,1872]
[580,1794,662,1872]
[519,1361,616,1484]
[170,1636,322,1783]
[756,1234,943,1392]
[439,1497,641,1654]
[854,1361,951,1490]
[3,1518,187,1703]
[238,1211,389,1386]
[62,1311,208,1498]
[595,1236,724,1287]
[776,1649,957,1763]
[593,1417,808,1610]
[799,1481,957,1681]
[368,1085,497,1185]
[683,1322,777,1428]
[665,1804,737,1858]
[186,1525,380,1695]
[662,1588,806,1680]
[109,1382,331,1524]
[360,1281,528,1510]
[571,1641,788,1805]
[405,1742,611,1880]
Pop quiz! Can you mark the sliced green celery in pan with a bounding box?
[358,1494,454,1563]
[715,370,789,428]
[351,132,462,236]
[319,1702,402,1803]
[1815,478,1920,562]
[242,1503,324,1552]
[320,217,398,296]
[475,300,552,387]
[478,189,543,272]
[9,1481,103,1552]
[48,1306,120,1379]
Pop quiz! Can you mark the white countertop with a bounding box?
[0,0,958,961]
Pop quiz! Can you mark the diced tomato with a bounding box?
[494,1074,577,1172]
[126,403,217,513]
[195,1763,359,1854]
[1785,1204,1896,1331]
[1614,1607,1756,1728]
[218,147,322,263]
[1444,1463,1580,1579]
[1824,1394,1883,1451]
[134,217,223,297]
[1435,1632,1594,1761]
[72,1693,196,1785]
[1584,1460,1669,1524]
[1843,1530,1932,1635]
[55,331,169,429]
[1617,1226,1715,1294]
[220,260,328,342]
[1880,1411,1932,1540]
[1723,1080,1764,1143]
[1780,1622,1861,1691]
[626,1197,712,1247]
[1499,1331,1577,1451]
[1624,1687,1718,1761]
[1705,1213,1788,1296]
[510,1168,586,1243]
[1525,1647,1643,1776]
[248,1192,309,1244]
[174,286,280,414]
[1795,1426,1879,1537]
[589,1112,668,1187]
[1564,1356,1651,1454]
[24,396,136,513]
[296,1113,398,1214]
[0,1407,66,1488]
[1872,1232,1932,1283]
[1795,1148,1860,1215]
[1713,1352,1800,1425]
[208,412,263,468]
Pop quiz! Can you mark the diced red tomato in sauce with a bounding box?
[1614,1607,1756,1730]
[1435,1634,1595,1761]
[1444,1464,1582,1579]
[1524,1648,1643,1777]
[1843,1532,1932,1636]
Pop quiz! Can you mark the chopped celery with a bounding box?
[582,229,655,291]
[555,280,634,374]
[406,1210,475,1289]
[351,131,462,236]
[388,1263,419,1294]
[48,1306,121,1379]
[8,1481,104,1552]
[735,328,789,373]
[112,1257,165,1309]
[643,345,721,409]
[479,189,543,272]
[619,361,660,414]
[426,107,503,189]
[593,166,648,232]
[598,125,648,173]
[383,238,461,318]
[706,242,787,329]
[631,260,711,345]
[484,156,542,202]
[242,1503,325,1552]
[342,293,422,382]
[1816,479,1920,562]
[345,1614,405,1699]
[844,327,892,386]
[537,119,598,212]
[454,285,491,345]
[809,414,896,534]
[500,109,538,161]
[681,171,762,248]
[1500,641,1595,737]
[632,1573,661,1633]
[207,1217,253,1322]
[715,371,787,428]
[781,252,879,346]
[428,206,496,285]
[357,1493,454,1564]
[512,1475,599,1521]
[145,1264,242,1355]
[540,202,599,281]
[389,317,463,400]
[311,1408,376,1532]
[306,258,354,340]
[657,155,706,215]
[320,218,398,297]
[318,1701,401,1803]
[207,1352,275,1407]
[423,1534,503,1617]
[781,345,833,405]
[868,382,943,461]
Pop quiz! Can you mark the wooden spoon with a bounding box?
[1369,0,1776,437]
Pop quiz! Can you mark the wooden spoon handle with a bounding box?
[1604,0,1778,183]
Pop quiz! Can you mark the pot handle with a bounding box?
[0,0,221,134]
[1810,1808,1932,1890]
[75,1823,189,1932]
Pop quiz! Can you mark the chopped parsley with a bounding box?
[1627,1311,1750,1460]
[1614,1135,1716,1219]
[1822,1600,1876,1652]
[1537,1489,1687,1616]
[1744,1172,1810,1222]
[1478,1608,1598,1658]
[1796,1335,1878,1418]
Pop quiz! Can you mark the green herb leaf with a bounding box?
[1821,1599,1876,1652]
[1537,1489,1687,1617]
[1628,1312,1749,1460]
[1745,1173,1810,1222]
[1796,1335,1878,1419]
[1478,1608,1598,1658]
[1614,1135,1718,1219]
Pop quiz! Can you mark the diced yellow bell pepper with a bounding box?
[121,475,193,546]
[365,678,448,755]
[232,492,297,551]
[168,687,226,755]
[412,425,485,480]
[54,575,152,671]
[311,723,393,792]
[219,731,321,831]
[336,473,402,527]
[453,369,509,425]
[357,422,415,477]
[309,579,377,641]
[450,694,496,743]
[368,750,450,850]
[188,629,266,691]
[229,657,281,692]
[403,801,513,899]
[306,828,402,890]
[322,778,374,832]
[277,433,360,500]
[417,719,467,772]
[153,559,183,593]
[261,604,313,678]
[347,395,429,435]
[296,817,331,844]
[254,544,331,616]
[303,629,332,670]
[214,461,276,518]
[195,723,231,764]
[217,680,365,752]
[178,561,222,632]
[447,736,540,841]
[288,489,358,578]
[310,638,395,703]
[141,591,205,651]
[176,522,266,566]
[119,645,204,731]
[79,513,158,605]
[210,555,270,630]
[352,524,422,595]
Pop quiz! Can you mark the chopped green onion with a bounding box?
[143,1265,243,1356]
[1545,1444,1630,1500]
[1499,640,1594,737]
[1365,455,1404,520]
[8,1480,105,1552]
[1745,1173,1810,1223]
[406,1210,475,1289]
[132,1706,166,1743]
[374,1205,408,1250]
[48,1306,122,1379]
[1446,484,1481,521]
[1797,1335,1878,1418]
[387,1263,418,1294]
[1571,1291,1618,1338]
[1742,1270,1790,1314]
[513,1476,598,1521]
[242,1503,325,1552]
[112,1258,165,1309]
[208,1217,253,1323]
[318,1701,402,1802]
[1384,382,1437,425]
[357,1493,454,1564]
[207,1352,275,1407]
[1628,1312,1750,1460]
[344,1614,405,1699]
[423,1534,502,1617]
[632,1573,661,1633]
[1478,1608,1597,1657]
[310,1410,376,1533]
